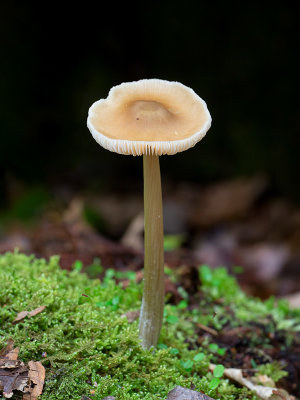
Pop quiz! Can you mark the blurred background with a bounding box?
[0,2,299,300]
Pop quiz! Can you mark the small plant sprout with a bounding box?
[87,79,211,349]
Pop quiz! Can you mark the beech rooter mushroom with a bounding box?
[87,79,211,349]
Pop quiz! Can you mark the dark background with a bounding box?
[0,1,299,204]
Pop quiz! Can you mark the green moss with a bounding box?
[0,252,297,399]
[197,265,300,334]
[256,362,288,383]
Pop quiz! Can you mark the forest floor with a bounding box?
[0,176,300,399]
[0,252,299,399]
[1,175,299,300]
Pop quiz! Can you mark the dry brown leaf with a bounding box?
[0,359,24,369]
[28,306,46,318]
[0,341,27,398]
[0,341,22,369]
[13,306,46,324]
[5,347,19,361]
[23,361,45,400]
[0,340,15,357]
[13,311,30,324]
[210,364,292,400]
[0,342,45,399]
[0,365,29,398]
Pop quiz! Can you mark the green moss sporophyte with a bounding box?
[87,79,212,349]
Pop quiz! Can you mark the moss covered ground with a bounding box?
[0,252,299,399]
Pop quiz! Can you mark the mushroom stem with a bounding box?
[139,153,164,349]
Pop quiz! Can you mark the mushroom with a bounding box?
[87,79,211,349]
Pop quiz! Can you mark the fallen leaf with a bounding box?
[23,361,45,400]
[0,342,45,399]
[0,341,22,369]
[13,311,30,324]
[210,364,292,400]
[0,340,17,358]
[13,306,46,324]
[28,306,46,318]
[0,341,28,399]
[0,359,23,369]
[167,385,215,399]
[0,340,20,365]
[5,348,19,361]
[0,365,29,398]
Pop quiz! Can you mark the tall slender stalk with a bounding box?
[139,154,164,349]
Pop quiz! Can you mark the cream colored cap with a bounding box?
[87,79,211,156]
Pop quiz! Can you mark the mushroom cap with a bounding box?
[87,79,211,156]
